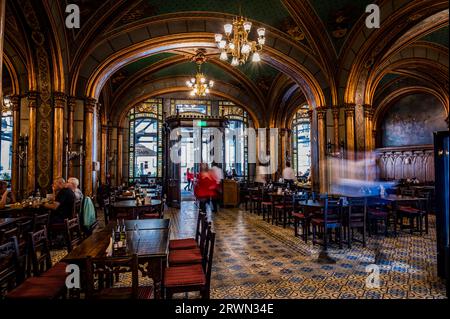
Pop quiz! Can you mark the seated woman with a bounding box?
[0,180,16,208]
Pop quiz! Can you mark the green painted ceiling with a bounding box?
[420,26,449,47]
[378,73,400,89]
[309,0,376,52]
[122,52,177,74]
[144,0,291,29]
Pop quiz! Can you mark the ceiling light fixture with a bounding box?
[187,49,214,97]
[214,15,265,66]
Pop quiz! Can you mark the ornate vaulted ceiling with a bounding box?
[3,0,449,127]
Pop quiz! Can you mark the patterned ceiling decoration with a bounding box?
[308,0,374,51]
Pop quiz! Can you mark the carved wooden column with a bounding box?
[53,93,66,179]
[317,107,327,193]
[364,104,374,153]
[0,0,5,100]
[117,127,124,186]
[345,104,355,161]
[332,107,340,153]
[101,125,108,184]
[83,98,96,196]
[67,96,76,177]
[27,92,38,194]
[307,109,316,190]
[10,96,20,198]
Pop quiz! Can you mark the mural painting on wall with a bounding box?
[381,94,448,147]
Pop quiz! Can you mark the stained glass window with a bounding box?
[170,99,211,116]
[128,99,163,182]
[292,105,311,177]
[220,101,249,177]
[0,99,13,181]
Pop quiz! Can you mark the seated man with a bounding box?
[44,177,75,224]
[0,180,15,208]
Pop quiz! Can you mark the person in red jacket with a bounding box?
[184,168,194,191]
[194,164,216,213]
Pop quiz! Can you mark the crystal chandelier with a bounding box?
[215,16,265,66]
[186,50,214,97]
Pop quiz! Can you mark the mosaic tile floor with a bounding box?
[52,201,447,299]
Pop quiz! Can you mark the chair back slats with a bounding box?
[323,199,341,226]
[202,224,216,292]
[0,237,22,296]
[0,227,20,244]
[195,212,207,243]
[85,254,139,299]
[65,215,83,253]
[29,227,52,276]
[347,197,367,223]
[33,213,50,232]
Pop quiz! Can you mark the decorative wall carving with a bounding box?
[376,146,434,182]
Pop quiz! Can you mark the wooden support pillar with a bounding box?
[345,104,355,161]
[67,96,76,177]
[117,127,124,186]
[317,107,327,193]
[83,98,96,196]
[364,104,374,153]
[53,93,66,179]
[0,0,5,100]
[307,109,316,191]
[27,92,38,194]
[10,96,20,198]
[332,107,340,153]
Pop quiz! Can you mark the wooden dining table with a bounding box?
[112,199,162,219]
[62,218,170,299]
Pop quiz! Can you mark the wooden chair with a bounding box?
[292,193,309,242]
[64,215,84,253]
[102,197,111,225]
[32,213,50,231]
[260,189,273,222]
[85,254,153,299]
[6,228,67,299]
[367,198,390,236]
[397,199,428,235]
[168,222,211,267]
[164,225,216,299]
[169,212,207,251]
[0,227,20,244]
[344,197,367,248]
[311,199,343,249]
[0,237,23,297]
[273,193,294,228]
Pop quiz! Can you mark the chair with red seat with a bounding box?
[168,222,211,267]
[396,198,428,235]
[6,228,67,299]
[85,254,153,299]
[273,192,295,228]
[292,192,309,242]
[169,211,206,251]
[260,188,273,222]
[163,225,216,299]
[367,198,391,236]
[140,199,165,219]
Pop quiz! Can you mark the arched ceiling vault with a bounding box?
[114,77,263,128]
[71,13,331,109]
[341,0,448,105]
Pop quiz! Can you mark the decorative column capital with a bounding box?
[363,104,374,120]
[9,95,20,112]
[67,96,77,112]
[84,98,97,113]
[332,107,340,119]
[344,103,356,117]
[27,91,39,107]
[53,92,67,109]
[316,107,327,120]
